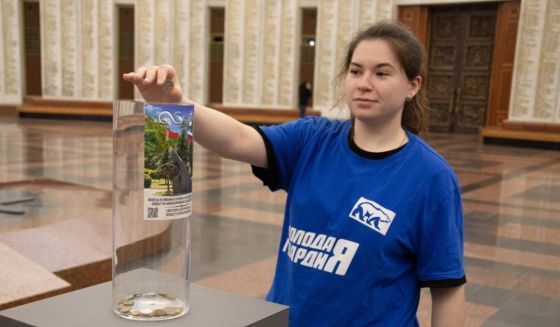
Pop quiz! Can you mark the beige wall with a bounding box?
[0,0,559,124]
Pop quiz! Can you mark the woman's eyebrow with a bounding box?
[375,63,395,69]
[349,62,395,69]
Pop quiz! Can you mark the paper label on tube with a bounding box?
[143,103,194,220]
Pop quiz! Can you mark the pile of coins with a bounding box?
[117,293,183,319]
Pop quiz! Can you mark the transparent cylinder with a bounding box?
[112,101,193,321]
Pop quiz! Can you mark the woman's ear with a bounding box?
[408,75,422,98]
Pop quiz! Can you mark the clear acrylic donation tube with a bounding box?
[112,100,194,321]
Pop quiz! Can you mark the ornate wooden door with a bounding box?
[427,4,497,133]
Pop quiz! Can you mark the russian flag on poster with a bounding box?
[168,130,193,141]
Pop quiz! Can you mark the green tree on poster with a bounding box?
[145,116,170,170]
[176,119,191,175]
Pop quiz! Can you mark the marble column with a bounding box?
[60,0,78,98]
[260,1,282,107]
[42,0,62,97]
[41,0,114,99]
[0,0,22,104]
[510,0,560,123]
[223,0,298,108]
[80,0,99,99]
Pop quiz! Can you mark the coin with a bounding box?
[153,309,167,316]
[164,294,177,300]
[164,307,182,315]
[140,308,153,315]
[163,79,174,94]
[129,309,141,316]
[119,299,134,306]
[119,306,131,313]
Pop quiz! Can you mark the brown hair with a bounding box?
[335,21,429,134]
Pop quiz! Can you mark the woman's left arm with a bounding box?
[431,285,465,327]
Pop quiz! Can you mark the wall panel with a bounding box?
[533,0,560,121]
[260,1,281,106]
[80,0,98,98]
[509,0,546,119]
[223,0,243,104]
[43,0,62,97]
[0,1,21,102]
[277,0,297,107]
[97,0,113,99]
[60,0,78,97]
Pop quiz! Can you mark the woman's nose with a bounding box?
[357,74,372,91]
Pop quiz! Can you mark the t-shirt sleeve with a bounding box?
[416,171,466,288]
[251,127,281,190]
[251,117,320,191]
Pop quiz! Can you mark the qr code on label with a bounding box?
[147,207,158,218]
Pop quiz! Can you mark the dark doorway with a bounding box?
[299,8,317,107]
[208,7,225,104]
[427,3,497,133]
[23,1,42,96]
[117,6,134,99]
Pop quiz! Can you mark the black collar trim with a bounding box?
[348,131,407,160]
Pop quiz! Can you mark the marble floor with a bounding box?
[1,114,560,326]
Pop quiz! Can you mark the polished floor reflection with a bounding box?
[1,115,560,326]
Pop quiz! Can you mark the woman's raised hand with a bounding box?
[122,64,183,103]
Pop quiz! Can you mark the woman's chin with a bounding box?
[351,108,380,121]
[350,105,404,125]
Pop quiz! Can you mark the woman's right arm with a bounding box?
[123,65,268,168]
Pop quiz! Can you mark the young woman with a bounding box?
[124,21,466,326]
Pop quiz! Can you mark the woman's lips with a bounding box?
[353,97,376,103]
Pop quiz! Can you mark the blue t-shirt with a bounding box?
[252,117,465,326]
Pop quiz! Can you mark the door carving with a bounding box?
[427,4,497,133]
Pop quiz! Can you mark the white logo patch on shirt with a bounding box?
[349,197,396,236]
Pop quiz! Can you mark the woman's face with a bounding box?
[345,39,420,125]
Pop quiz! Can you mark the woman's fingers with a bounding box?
[128,66,148,86]
[122,72,134,82]
[122,67,142,82]
[134,66,148,83]
[136,66,147,78]
[122,65,182,102]
[144,66,158,85]
[156,66,171,85]
[123,65,174,86]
